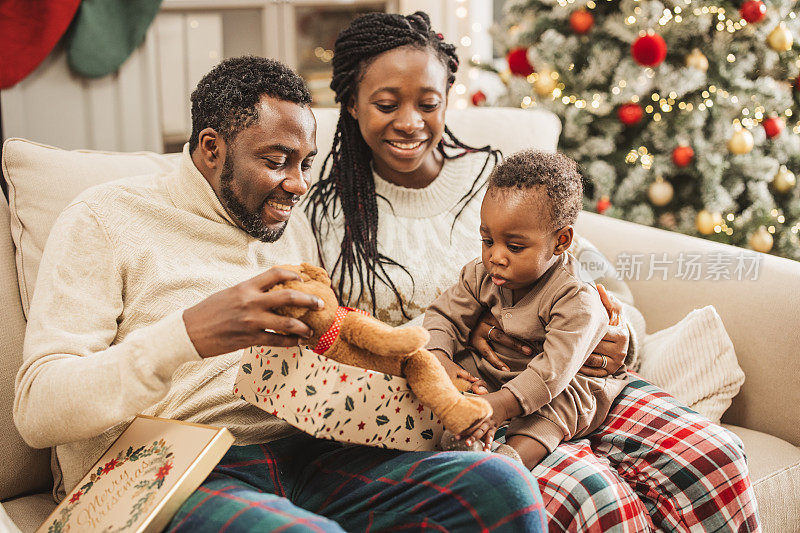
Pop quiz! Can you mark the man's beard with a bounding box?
[219,156,287,243]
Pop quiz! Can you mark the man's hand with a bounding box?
[468,313,533,372]
[579,283,628,377]
[183,267,324,358]
[456,389,522,451]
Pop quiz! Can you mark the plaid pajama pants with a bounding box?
[167,433,547,532]
[534,377,760,532]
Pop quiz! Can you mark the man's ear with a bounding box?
[553,226,574,255]
[196,128,225,171]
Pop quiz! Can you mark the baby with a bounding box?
[424,149,629,469]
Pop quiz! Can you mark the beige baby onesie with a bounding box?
[424,253,629,451]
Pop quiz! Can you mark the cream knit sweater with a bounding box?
[14,147,317,499]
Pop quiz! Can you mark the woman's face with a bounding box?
[349,46,448,188]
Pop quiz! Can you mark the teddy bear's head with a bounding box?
[270,263,340,345]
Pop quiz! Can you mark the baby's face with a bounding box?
[479,187,561,290]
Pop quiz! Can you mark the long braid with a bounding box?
[305,11,500,317]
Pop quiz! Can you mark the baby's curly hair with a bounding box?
[488,150,583,230]
[189,56,311,152]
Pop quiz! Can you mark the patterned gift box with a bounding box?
[234,346,444,451]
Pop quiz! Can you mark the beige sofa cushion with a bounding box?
[2,138,180,316]
[2,493,56,533]
[725,424,800,533]
[0,195,51,501]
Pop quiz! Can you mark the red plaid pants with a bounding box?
[534,377,759,532]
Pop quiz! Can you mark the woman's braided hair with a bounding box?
[305,11,499,318]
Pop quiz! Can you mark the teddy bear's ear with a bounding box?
[301,263,331,284]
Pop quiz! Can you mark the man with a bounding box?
[15,56,545,532]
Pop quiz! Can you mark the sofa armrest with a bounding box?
[575,211,800,446]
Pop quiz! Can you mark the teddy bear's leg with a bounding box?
[403,348,492,435]
[340,312,430,357]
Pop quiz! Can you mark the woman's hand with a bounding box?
[579,283,629,377]
[468,313,533,372]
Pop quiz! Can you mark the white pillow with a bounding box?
[638,305,744,423]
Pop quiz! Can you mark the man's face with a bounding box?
[219,96,317,242]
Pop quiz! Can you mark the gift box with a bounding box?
[234,346,444,451]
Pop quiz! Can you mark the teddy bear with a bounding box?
[268,263,492,437]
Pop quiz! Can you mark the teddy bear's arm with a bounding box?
[339,312,430,358]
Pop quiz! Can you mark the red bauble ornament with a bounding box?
[617,102,643,125]
[631,33,667,67]
[739,0,767,23]
[596,196,611,214]
[672,145,694,167]
[569,9,594,34]
[506,47,534,77]
[471,90,487,106]
[763,116,785,138]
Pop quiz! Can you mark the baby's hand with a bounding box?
[455,391,507,451]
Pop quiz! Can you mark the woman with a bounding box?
[306,11,758,531]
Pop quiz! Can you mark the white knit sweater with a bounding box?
[14,147,317,498]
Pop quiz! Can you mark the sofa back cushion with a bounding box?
[0,194,52,500]
[0,107,559,500]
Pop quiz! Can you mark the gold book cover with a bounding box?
[37,415,234,533]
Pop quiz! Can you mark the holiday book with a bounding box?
[37,415,234,533]
[234,346,445,451]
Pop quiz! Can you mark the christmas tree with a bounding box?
[484,0,800,259]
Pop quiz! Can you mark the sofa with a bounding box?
[1,107,798,532]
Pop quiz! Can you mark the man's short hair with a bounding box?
[488,149,583,230]
[189,56,312,152]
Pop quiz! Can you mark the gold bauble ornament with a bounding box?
[685,48,709,72]
[499,69,512,84]
[648,177,674,206]
[767,23,793,52]
[772,165,797,193]
[696,209,723,235]
[533,70,558,96]
[749,226,774,253]
[728,128,754,155]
